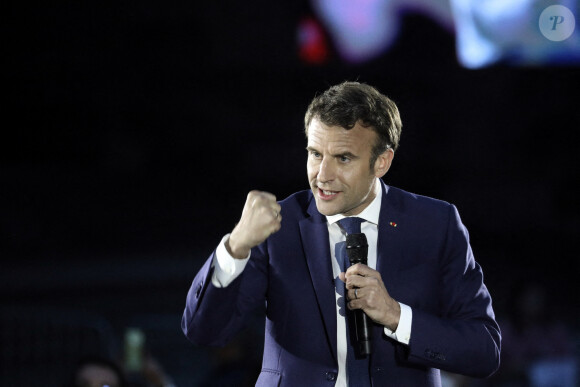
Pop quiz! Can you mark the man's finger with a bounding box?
[345,272,384,291]
[345,263,382,281]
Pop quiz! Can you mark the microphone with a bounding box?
[345,233,373,356]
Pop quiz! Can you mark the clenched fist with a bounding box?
[226,191,282,259]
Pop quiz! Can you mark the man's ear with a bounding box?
[374,148,394,178]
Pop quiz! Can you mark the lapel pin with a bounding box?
[389,221,397,227]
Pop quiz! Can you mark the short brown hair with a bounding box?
[304,81,402,167]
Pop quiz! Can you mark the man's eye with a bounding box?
[339,156,350,162]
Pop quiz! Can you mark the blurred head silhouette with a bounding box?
[67,355,128,387]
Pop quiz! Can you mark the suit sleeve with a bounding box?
[181,242,269,347]
[400,204,501,378]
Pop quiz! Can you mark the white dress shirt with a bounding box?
[211,181,412,386]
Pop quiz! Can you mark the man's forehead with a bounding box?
[307,127,354,147]
[307,119,375,148]
[307,117,345,132]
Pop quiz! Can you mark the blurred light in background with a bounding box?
[297,16,330,64]
[452,0,580,68]
[306,0,580,68]
[309,0,403,63]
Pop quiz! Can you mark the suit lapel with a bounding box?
[299,196,338,362]
[376,181,406,301]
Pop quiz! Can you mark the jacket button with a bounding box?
[325,372,337,381]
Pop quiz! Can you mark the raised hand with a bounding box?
[226,190,282,259]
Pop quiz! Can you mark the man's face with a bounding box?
[306,118,389,216]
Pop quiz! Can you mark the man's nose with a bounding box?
[317,157,335,183]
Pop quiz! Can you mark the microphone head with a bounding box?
[345,233,368,265]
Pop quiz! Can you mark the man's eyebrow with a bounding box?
[306,147,359,159]
[335,151,359,159]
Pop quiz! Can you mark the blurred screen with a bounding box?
[306,0,580,68]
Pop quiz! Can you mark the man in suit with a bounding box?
[182,81,501,386]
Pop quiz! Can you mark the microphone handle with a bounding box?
[351,254,372,355]
[345,232,372,355]
[354,300,373,355]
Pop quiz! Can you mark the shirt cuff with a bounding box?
[383,302,412,345]
[211,233,251,288]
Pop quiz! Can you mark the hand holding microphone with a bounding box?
[340,234,402,350]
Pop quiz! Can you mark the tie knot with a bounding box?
[338,217,364,235]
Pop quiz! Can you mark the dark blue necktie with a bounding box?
[338,217,371,387]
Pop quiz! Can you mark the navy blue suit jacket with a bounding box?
[182,181,501,386]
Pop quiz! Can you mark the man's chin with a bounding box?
[314,198,341,217]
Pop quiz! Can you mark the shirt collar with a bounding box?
[326,179,383,226]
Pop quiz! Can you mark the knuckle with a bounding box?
[267,192,277,201]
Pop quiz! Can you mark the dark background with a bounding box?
[2,1,579,386]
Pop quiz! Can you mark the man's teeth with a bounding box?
[323,190,336,195]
